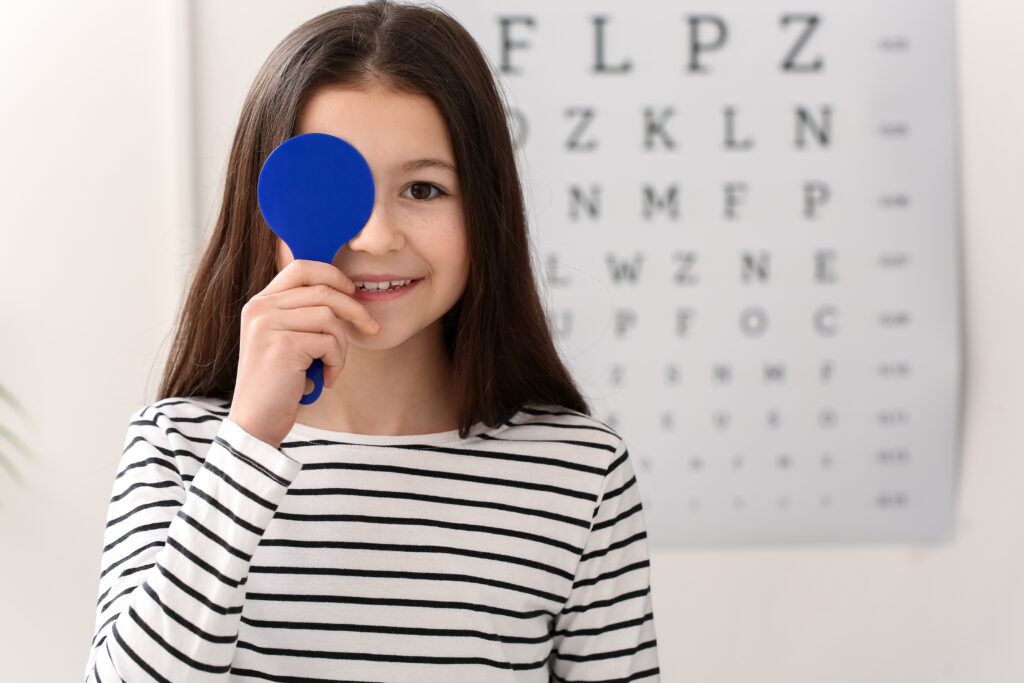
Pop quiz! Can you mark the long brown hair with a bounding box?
[159,0,588,436]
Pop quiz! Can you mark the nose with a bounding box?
[346,202,405,254]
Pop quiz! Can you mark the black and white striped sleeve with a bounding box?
[551,440,661,682]
[84,408,301,682]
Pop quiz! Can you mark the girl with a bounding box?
[86,1,660,680]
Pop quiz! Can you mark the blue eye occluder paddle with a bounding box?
[257,132,375,405]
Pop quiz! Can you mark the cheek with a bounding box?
[444,221,470,291]
[419,211,469,287]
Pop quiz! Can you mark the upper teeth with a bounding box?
[354,280,412,291]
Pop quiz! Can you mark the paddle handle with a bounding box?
[300,358,325,405]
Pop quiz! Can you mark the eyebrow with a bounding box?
[399,158,458,175]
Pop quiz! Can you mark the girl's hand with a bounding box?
[227,259,380,448]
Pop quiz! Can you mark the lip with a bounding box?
[350,277,422,302]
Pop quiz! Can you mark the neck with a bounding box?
[294,323,459,436]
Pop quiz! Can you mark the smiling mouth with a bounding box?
[352,279,420,292]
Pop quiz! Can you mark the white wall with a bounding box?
[0,0,192,678]
[0,1,1021,681]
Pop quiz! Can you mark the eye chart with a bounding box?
[192,0,960,547]
[454,0,960,548]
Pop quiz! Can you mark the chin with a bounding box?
[350,330,401,351]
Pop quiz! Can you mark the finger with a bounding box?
[286,330,346,379]
[265,306,351,337]
[264,308,355,382]
[325,335,347,387]
[262,259,356,297]
[264,286,381,335]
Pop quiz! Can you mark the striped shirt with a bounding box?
[85,396,660,682]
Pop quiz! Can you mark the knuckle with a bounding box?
[316,305,336,325]
[243,296,267,315]
[247,310,269,331]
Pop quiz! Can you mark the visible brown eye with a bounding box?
[404,182,443,201]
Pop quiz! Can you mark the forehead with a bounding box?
[295,85,455,169]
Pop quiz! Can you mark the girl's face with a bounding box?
[278,84,469,353]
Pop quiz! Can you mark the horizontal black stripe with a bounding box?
[175,510,252,562]
[390,439,610,470]
[154,562,242,616]
[114,451,178,480]
[285,437,606,476]
[215,435,290,486]
[122,432,175,454]
[602,475,637,504]
[151,409,226,425]
[92,613,118,645]
[560,587,650,615]
[296,461,596,502]
[593,502,643,532]
[285,485,590,529]
[99,585,134,612]
[581,531,648,563]
[106,499,180,528]
[606,448,629,477]
[128,605,230,673]
[201,460,277,511]
[554,637,658,663]
[573,560,650,590]
[141,581,237,644]
[518,406,593,421]
[100,540,163,579]
[239,615,550,644]
[230,667,374,683]
[112,621,173,683]
[110,479,179,504]
[103,520,171,554]
[130,417,216,447]
[250,564,566,603]
[258,538,573,580]
[478,433,618,454]
[152,397,230,417]
[120,562,154,580]
[166,536,242,588]
[235,639,548,670]
[552,665,661,683]
[165,426,216,445]
[120,436,202,466]
[270,512,584,554]
[186,482,265,535]
[244,591,555,620]
[554,612,655,639]
[504,417,618,437]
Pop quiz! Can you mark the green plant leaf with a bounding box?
[0,383,25,414]
[0,423,31,458]
[0,383,31,492]
[0,448,23,484]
